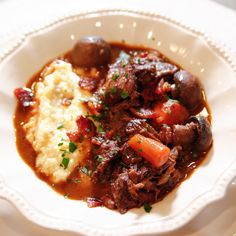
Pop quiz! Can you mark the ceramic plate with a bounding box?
[0,9,236,235]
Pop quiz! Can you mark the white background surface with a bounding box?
[0,0,235,235]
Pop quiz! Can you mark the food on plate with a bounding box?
[14,36,212,213]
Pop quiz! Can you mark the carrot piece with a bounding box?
[128,134,170,168]
[153,99,189,126]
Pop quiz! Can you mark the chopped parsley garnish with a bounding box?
[96,155,104,163]
[121,91,129,99]
[104,105,109,111]
[57,124,64,129]
[138,148,143,152]
[115,133,121,142]
[58,142,63,146]
[110,87,117,94]
[125,73,128,78]
[98,125,105,133]
[67,178,81,184]
[73,178,81,183]
[87,113,103,122]
[81,165,91,176]
[64,193,70,199]
[61,152,66,157]
[112,73,119,81]
[143,203,152,213]
[165,95,170,100]
[69,141,77,153]
[61,157,70,169]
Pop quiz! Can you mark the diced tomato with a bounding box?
[128,134,170,168]
[153,99,189,126]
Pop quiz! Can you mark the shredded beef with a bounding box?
[126,119,160,141]
[131,53,178,83]
[96,61,138,106]
[91,140,120,183]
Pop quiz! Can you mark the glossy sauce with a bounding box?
[14,42,211,201]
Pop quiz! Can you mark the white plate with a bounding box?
[0,9,236,236]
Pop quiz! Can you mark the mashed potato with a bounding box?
[24,60,92,183]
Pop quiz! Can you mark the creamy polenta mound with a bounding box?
[24,60,92,183]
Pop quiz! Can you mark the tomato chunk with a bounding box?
[153,99,189,126]
[128,134,170,168]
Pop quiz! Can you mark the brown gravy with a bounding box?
[14,42,211,201]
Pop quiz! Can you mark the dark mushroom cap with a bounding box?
[71,36,111,67]
[172,70,204,112]
[189,115,213,153]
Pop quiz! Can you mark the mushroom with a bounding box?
[171,70,204,112]
[189,115,213,153]
[71,36,111,67]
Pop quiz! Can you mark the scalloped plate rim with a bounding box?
[0,8,236,235]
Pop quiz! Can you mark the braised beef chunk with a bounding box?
[99,62,138,105]
[91,140,120,183]
[125,119,159,141]
[131,52,178,83]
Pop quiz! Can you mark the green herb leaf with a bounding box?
[87,113,103,122]
[104,105,109,111]
[81,165,91,176]
[61,157,70,169]
[143,203,152,213]
[110,87,117,94]
[58,142,63,146]
[138,148,143,153]
[96,155,104,163]
[73,178,81,183]
[112,73,119,81]
[165,95,170,100]
[57,124,64,129]
[98,125,105,133]
[121,91,129,99]
[64,193,70,199]
[69,141,77,153]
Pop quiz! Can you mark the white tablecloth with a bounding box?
[0,0,236,235]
